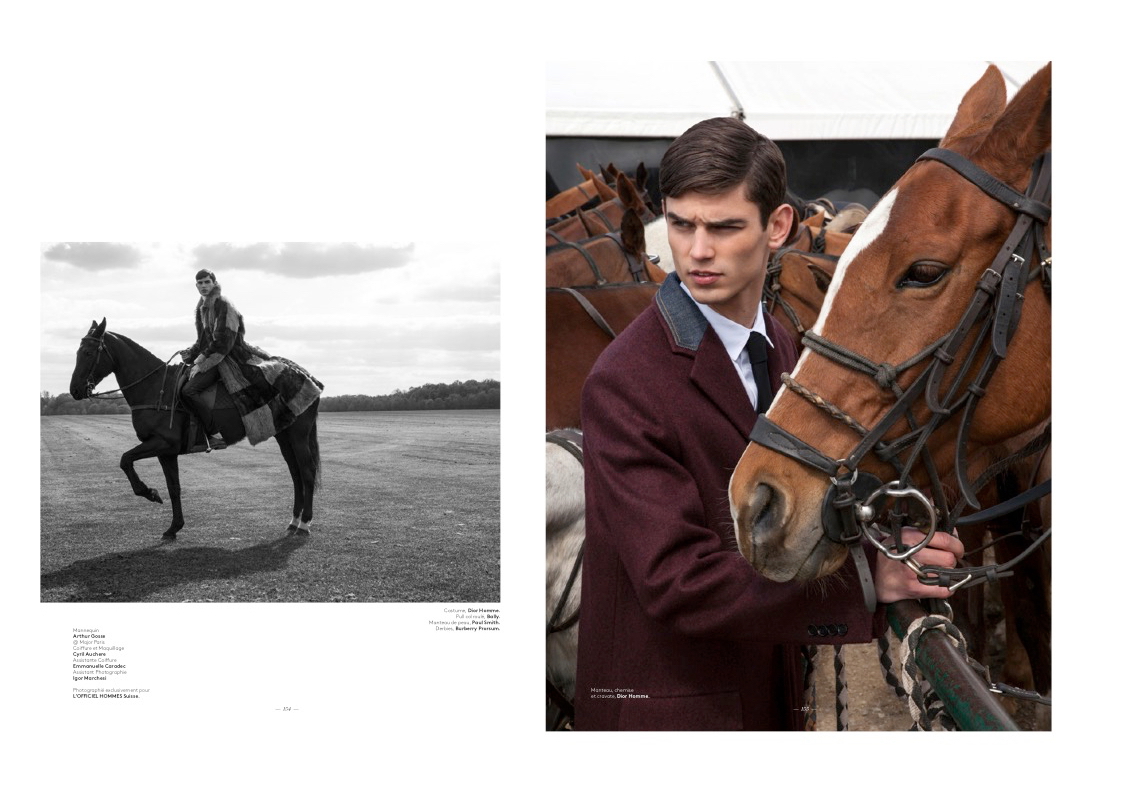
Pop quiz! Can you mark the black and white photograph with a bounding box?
[40,241,500,603]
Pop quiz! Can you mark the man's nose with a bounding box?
[689,231,714,260]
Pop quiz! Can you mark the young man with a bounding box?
[573,117,963,730]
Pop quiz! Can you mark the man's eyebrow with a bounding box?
[665,210,747,227]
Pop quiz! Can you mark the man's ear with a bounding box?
[767,203,795,249]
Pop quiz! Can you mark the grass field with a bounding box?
[40,410,500,603]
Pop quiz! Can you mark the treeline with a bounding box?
[40,379,500,416]
[321,379,500,412]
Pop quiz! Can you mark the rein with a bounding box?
[79,331,183,409]
[749,148,1052,594]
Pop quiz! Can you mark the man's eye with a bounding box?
[897,261,949,288]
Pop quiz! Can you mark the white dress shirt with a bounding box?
[680,281,773,411]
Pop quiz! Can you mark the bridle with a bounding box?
[76,331,176,402]
[763,232,840,337]
[749,148,1052,597]
[547,231,652,285]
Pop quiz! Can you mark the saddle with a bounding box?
[174,368,236,454]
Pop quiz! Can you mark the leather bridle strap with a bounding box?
[917,148,1051,224]
[555,288,617,340]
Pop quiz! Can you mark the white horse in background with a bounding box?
[546,434,585,722]
[643,216,674,275]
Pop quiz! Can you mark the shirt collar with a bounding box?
[678,280,772,362]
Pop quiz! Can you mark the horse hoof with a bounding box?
[161,532,177,542]
[286,526,298,535]
[149,489,163,504]
[295,528,311,537]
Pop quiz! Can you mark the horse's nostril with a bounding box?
[753,483,778,533]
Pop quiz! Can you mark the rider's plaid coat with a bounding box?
[185,285,322,445]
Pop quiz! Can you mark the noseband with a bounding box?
[749,148,1052,592]
[77,333,116,399]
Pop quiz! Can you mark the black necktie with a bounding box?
[746,331,773,414]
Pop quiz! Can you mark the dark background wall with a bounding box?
[548,137,940,211]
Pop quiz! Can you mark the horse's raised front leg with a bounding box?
[120,436,177,504]
[157,454,185,540]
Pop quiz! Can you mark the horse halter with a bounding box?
[749,148,1052,592]
[76,332,116,399]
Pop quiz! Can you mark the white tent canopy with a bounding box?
[546,61,1049,140]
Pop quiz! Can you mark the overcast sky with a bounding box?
[41,236,501,398]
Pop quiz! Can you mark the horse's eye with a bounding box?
[898,261,948,288]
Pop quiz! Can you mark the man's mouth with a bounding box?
[689,270,721,285]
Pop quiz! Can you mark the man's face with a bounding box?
[664,187,791,327]
[196,276,215,296]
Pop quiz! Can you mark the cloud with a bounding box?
[42,242,144,270]
[191,242,415,277]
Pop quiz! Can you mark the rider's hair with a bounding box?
[659,116,788,225]
[195,269,218,284]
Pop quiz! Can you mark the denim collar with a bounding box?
[655,273,710,351]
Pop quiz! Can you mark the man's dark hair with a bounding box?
[195,269,217,283]
[659,117,788,223]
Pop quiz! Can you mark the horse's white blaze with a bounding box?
[790,188,897,380]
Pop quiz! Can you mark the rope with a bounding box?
[898,605,983,731]
[801,645,818,731]
[781,373,870,437]
[833,646,849,731]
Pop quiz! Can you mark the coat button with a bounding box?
[817,626,829,637]
[837,624,848,636]
[826,624,838,636]
[807,625,817,637]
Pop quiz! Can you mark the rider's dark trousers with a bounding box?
[182,366,222,431]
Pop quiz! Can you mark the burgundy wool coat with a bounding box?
[574,273,885,731]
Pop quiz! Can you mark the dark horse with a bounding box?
[68,318,321,541]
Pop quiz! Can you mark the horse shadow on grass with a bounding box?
[41,534,309,602]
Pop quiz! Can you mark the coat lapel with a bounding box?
[655,274,757,441]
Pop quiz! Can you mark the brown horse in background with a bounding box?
[546,282,660,430]
[546,208,664,287]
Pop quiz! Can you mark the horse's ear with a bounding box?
[940,65,1007,153]
[621,208,645,253]
[635,162,648,188]
[94,318,107,337]
[592,172,616,202]
[577,163,595,181]
[976,62,1051,184]
[616,172,642,211]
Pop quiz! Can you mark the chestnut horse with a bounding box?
[546,170,617,219]
[729,65,1051,704]
[546,208,664,288]
[546,282,661,429]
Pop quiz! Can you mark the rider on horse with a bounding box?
[179,268,323,454]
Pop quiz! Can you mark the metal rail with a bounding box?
[887,599,1020,731]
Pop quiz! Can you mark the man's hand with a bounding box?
[179,349,193,363]
[874,528,965,603]
[187,365,198,380]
